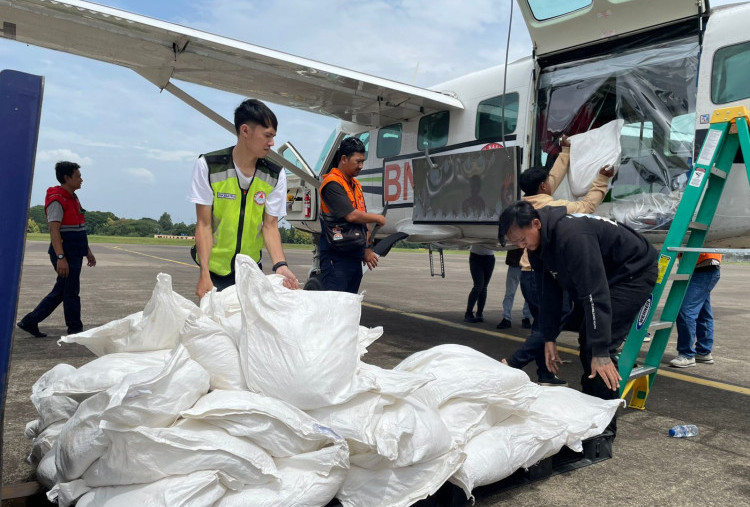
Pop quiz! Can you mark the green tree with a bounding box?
[27,217,40,233]
[84,210,118,235]
[28,205,48,233]
[158,212,173,233]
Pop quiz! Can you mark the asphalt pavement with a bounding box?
[3,241,749,506]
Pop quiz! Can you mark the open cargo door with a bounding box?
[516,0,707,59]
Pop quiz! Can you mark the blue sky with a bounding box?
[2,0,735,224]
[1,0,533,224]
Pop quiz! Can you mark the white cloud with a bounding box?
[36,149,93,165]
[126,168,156,185]
[143,149,197,162]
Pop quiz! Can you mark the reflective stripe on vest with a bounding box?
[320,168,366,214]
[203,146,280,275]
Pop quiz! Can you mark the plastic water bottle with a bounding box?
[669,424,699,438]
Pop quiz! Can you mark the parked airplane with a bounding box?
[2,0,749,280]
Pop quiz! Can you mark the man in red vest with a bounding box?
[17,162,96,337]
[319,137,386,293]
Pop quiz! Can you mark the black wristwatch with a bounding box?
[272,261,288,272]
[56,253,65,260]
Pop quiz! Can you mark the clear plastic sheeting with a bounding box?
[534,33,700,231]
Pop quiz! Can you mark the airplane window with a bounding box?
[711,41,750,104]
[377,123,402,159]
[476,93,519,141]
[418,111,449,151]
[354,131,370,160]
[667,113,695,156]
[621,121,653,157]
[527,0,591,21]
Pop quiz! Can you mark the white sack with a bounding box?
[358,362,434,398]
[437,398,513,447]
[55,346,209,481]
[37,350,171,400]
[337,448,465,507]
[349,396,454,469]
[83,419,277,488]
[28,421,65,465]
[235,255,376,410]
[216,446,348,507]
[179,313,246,391]
[59,273,196,355]
[395,344,539,410]
[357,325,383,357]
[528,386,622,451]
[37,446,59,490]
[181,390,344,457]
[450,414,567,497]
[568,119,625,197]
[74,470,226,507]
[307,392,393,457]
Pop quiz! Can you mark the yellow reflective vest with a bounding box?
[201,146,280,275]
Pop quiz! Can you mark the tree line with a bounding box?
[27,206,195,237]
[26,205,420,248]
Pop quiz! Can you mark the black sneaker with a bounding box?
[521,318,532,329]
[464,313,479,323]
[496,319,511,329]
[475,313,484,323]
[67,327,84,335]
[538,375,568,387]
[17,320,47,338]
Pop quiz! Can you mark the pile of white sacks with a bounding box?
[25,255,621,507]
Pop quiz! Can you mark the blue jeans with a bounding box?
[502,265,531,321]
[508,270,551,379]
[676,268,720,358]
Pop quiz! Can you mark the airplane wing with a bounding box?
[0,0,464,127]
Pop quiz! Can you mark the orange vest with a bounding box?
[320,168,366,214]
[697,253,722,264]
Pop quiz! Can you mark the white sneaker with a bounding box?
[695,353,714,364]
[670,355,696,368]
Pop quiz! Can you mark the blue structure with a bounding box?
[0,69,44,487]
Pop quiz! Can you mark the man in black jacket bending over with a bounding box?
[498,201,658,411]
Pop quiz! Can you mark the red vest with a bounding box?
[320,168,366,214]
[45,186,85,226]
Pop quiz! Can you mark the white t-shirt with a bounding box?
[188,155,287,218]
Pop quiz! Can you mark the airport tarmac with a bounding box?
[3,241,750,506]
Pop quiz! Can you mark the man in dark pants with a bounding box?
[499,201,658,434]
[17,162,96,337]
[319,137,385,293]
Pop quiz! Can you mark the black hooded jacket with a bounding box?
[528,206,658,356]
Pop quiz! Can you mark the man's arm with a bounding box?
[546,138,571,194]
[344,208,386,226]
[194,204,214,298]
[562,236,621,390]
[49,221,68,277]
[261,213,299,289]
[562,166,614,214]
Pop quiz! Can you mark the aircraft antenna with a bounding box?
[500,0,514,160]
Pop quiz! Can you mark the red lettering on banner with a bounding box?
[385,163,401,202]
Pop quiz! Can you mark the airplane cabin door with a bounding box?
[278,142,318,223]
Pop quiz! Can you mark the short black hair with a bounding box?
[498,200,539,246]
[234,98,278,134]
[55,161,80,185]
[336,137,366,165]
[519,167,548,196]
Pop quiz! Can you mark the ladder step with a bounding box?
[688,221,708,231]
[710,167,728,179]
[671,273,691,281]
[628,365,657,381]
[649,320,673,331]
